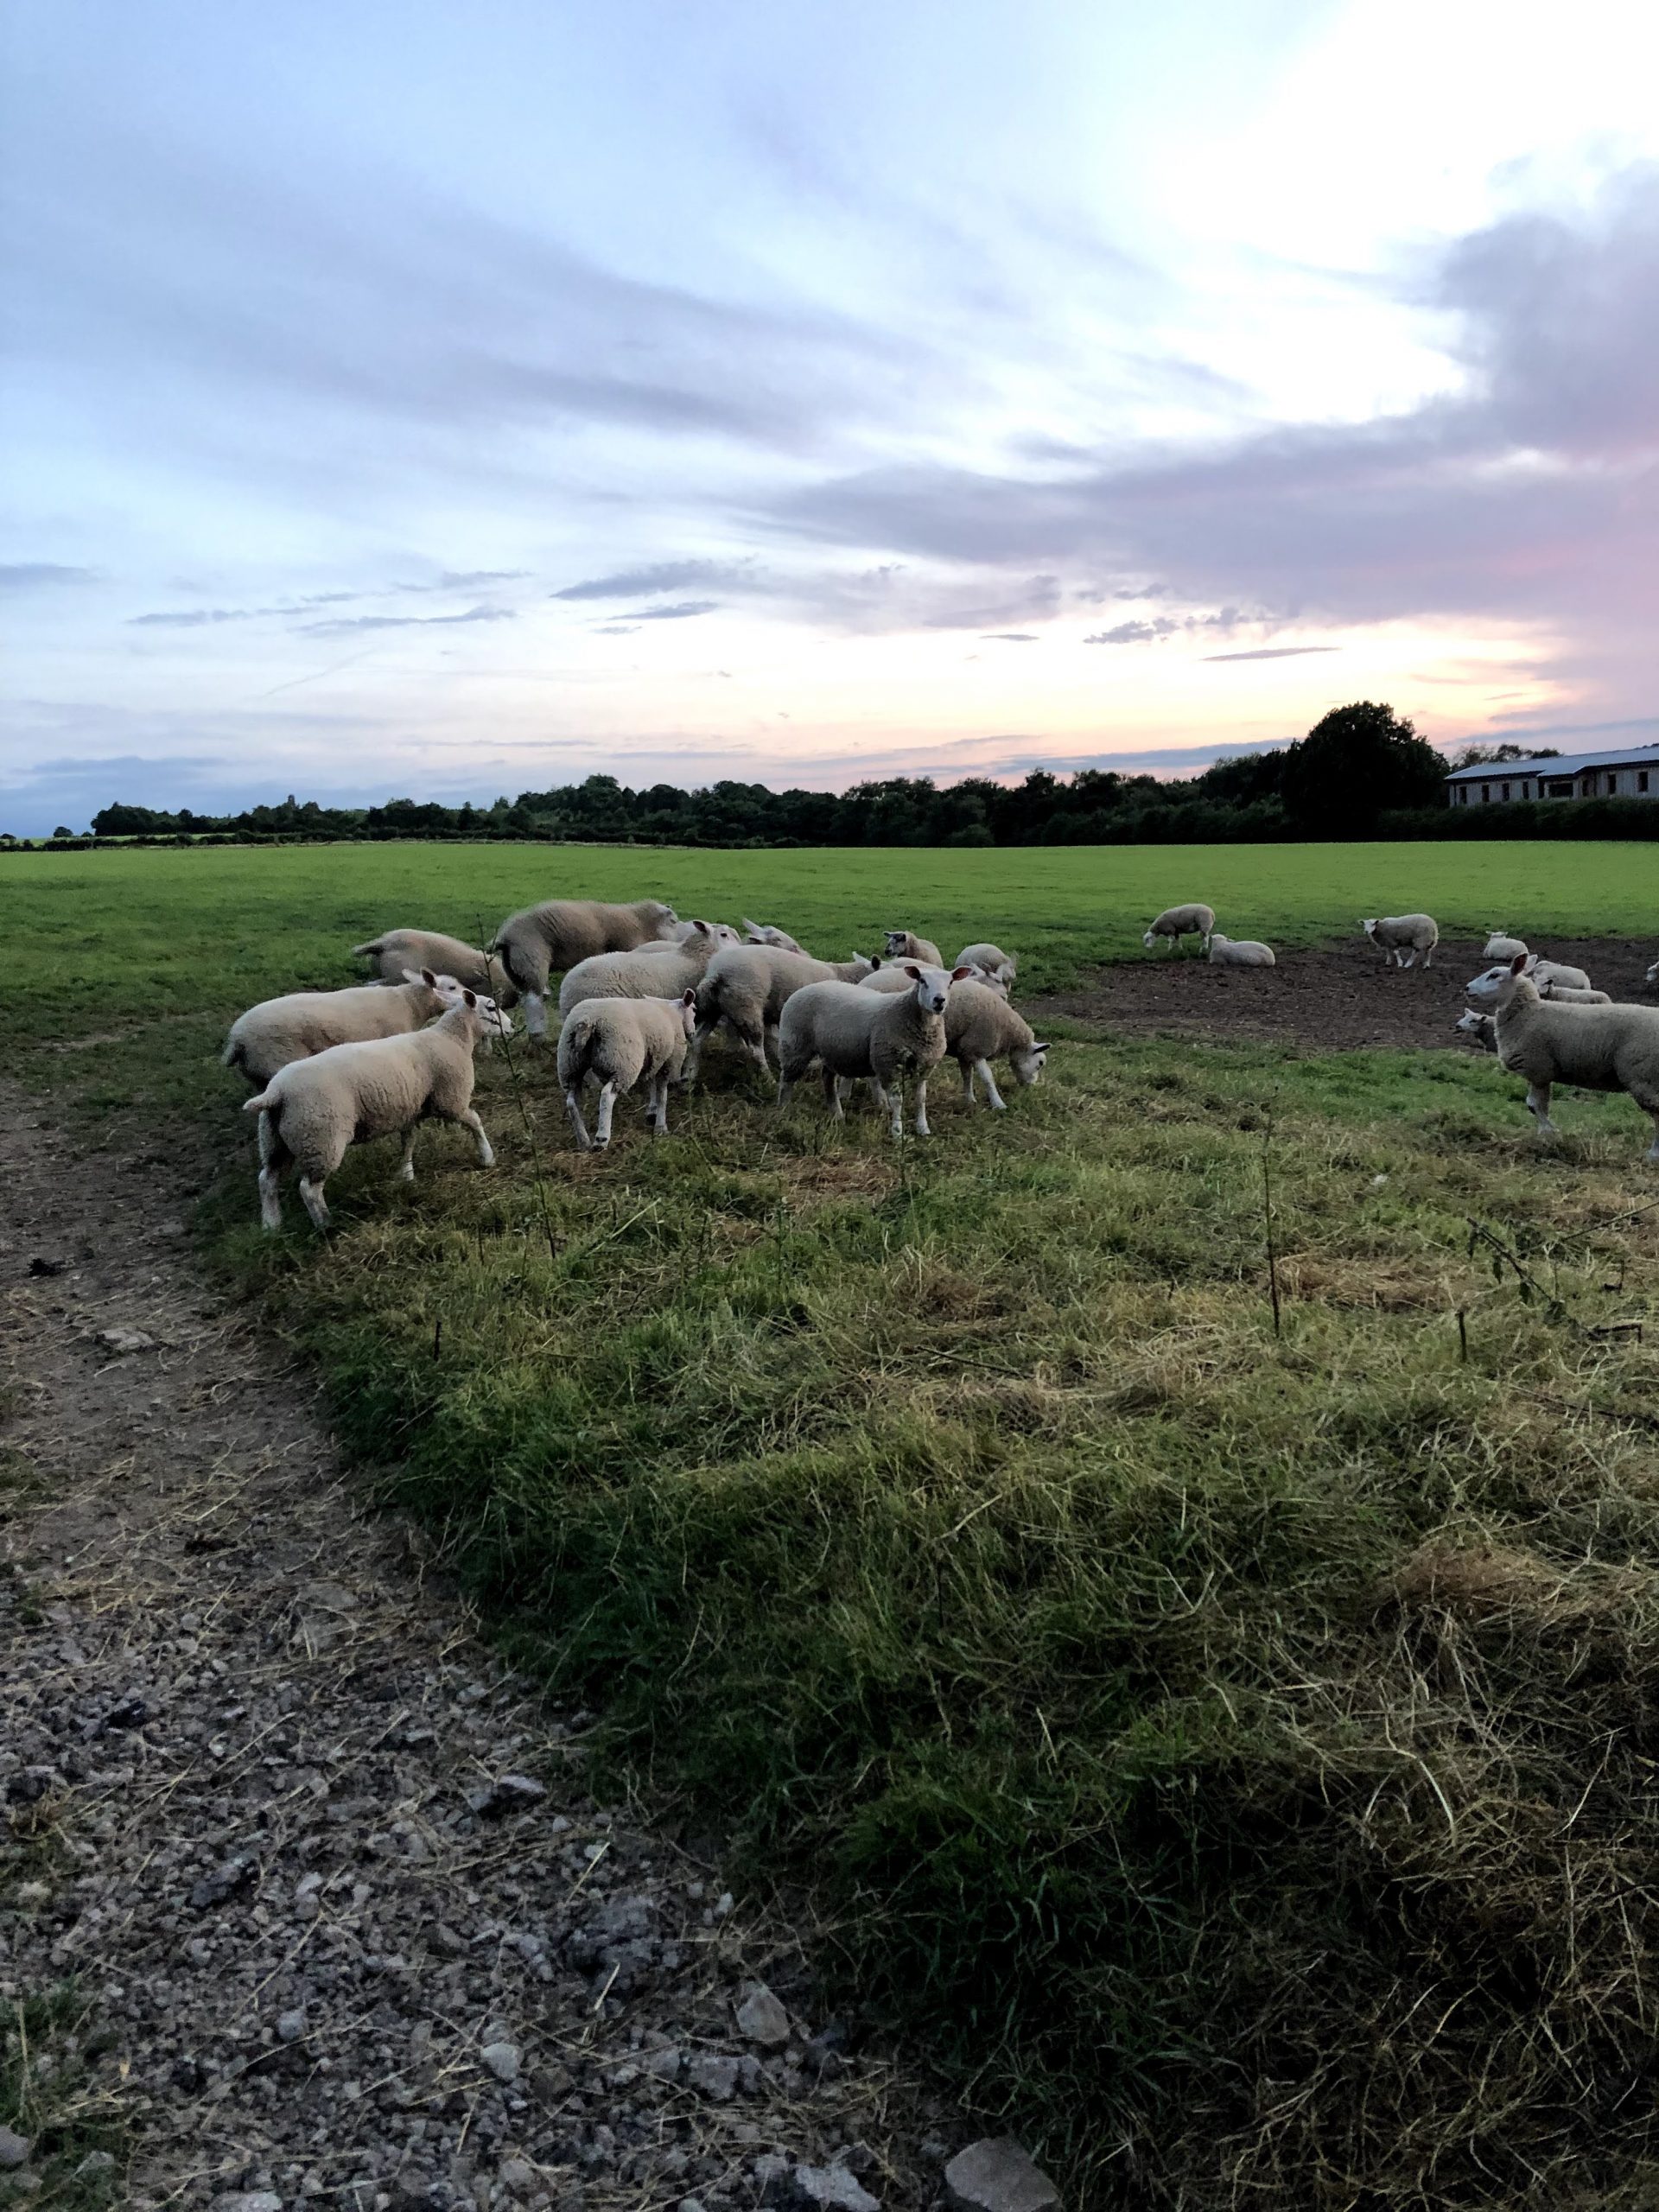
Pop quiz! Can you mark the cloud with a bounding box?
[1203,645,1339,662]
[0,563,96,590]
[553,559,762,601]
[298,604,517,636]
[593,623,640,635]
[399,569,531,593]
[981,631,1039,641]
[623,600,719,620]
[129,607,255,627]
[1085,618,1177,644]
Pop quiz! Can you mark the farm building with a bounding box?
[1446,742,1659,807]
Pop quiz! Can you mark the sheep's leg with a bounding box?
[776,1074,793,1114]
[647,1075,669,1136]
[594,1079,620,1148]
[298,1175,332,1232]
[960,1059,976,1103]
[683,1018,715,1084]
[564,1088,593,1152]
[398,1126,419,1182]
[1525,1082,1558,1138]
[1646,1111,1659,1165]
[521,988,548,1040]
[458,1108,494,1167]
[821,1069,845,1120]
[763,1021,781,1069]
[976,1058,1007,1111]
[912,1077,931,1138]
[255,1109,286,1232]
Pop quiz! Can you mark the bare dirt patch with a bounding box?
[0,1090,960,2210]
[1023,936,1659,1052]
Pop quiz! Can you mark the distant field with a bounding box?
[10,837,1659,2203]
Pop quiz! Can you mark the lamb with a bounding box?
[1363,914,1438,968]
[778,963,973,1138]
[1453,1009,1497,1052]
[687,946,874,1080]
[1207,934,1276,968]
[1484,931,1529,961]
[352,928,514,1001]
[224,972,453,1090]
[953,942,1017,988]
[884,929,944,966]
[1465,952,1659,1156]
[491,896,679,1039]
[1143,904,1216,954]
[557,990,697,1150]
[244,988,512,1233]
[556,921,729,1018]
[1526,957,1593,994]
[943,982,1050,1109]
[1537,983,1611,1004]
[742,919,806,954]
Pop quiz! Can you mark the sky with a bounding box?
[4,0,1659,833]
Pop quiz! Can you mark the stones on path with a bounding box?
[467,1771,546,1820]
[735,1978,792,2046]
[944,2136,1061,2212]
[95,1325,155,1354]
[480,2038,522,2083]
[0,2126,32,2170]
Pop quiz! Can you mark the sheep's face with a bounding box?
[884,930,912,958]
[473,992,515,1040]
[906,963,958,1014]
[1362,918,1380,941]
[1141,929,1158,949]
[1014,1042,1050,1086]
[646,901,679,940]
[1452,1010,1493,1046]
[970,972,1011,999]
[1465,955,1531,1008]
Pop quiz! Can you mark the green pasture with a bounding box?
[7,838,1659,2206]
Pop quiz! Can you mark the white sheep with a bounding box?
[688,946,873,1079]
[224,972,452,1090]
[1538,983,1611,1004]
[491,897,679,1039]
[1453,1009,1497,1052]
[1526,956,1593,994]
[1362,914,1439,968]
[742,919,806,954]
[1143,904,1216,955]
[884,929,944,966]
[953,942,1017,988]
[245,988,512,1232]
[859,960,1007,1000]
[943,982,1050,1109]
[1484,931,1529,961]
[556,921,730,1018]
[1207,934,1276,968]
[557,990,697,1150]
[352,928,514,1001]
[778,963,972,1139]
[1465,953,1659,1155]
[673,918,742,948]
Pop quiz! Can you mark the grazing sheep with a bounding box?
[352,928,514,1001]
[778,963,973,1139]
[1526,956,1594,994]
[1363,914,1439,969]
[557,990,697,1150]
[1465,953,1659,1155]
[687,946,873,1080]
[556,922,729,1018]
[673,918,742,948]
[944,982,1050,1109]
[224,972,452,1090]
[1484,931,1529,961]
[1453,1009,1497,1052]
[1208,934,1276,968]
[245,988,512,1233]
[1538,983,1611,1004]
[742,919,806,954]
[491,897,678,1039]
[1143,904,1216,955]
[953,942,1017,988]
[884,929,944,966]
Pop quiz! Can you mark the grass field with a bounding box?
[9,840,1659,2207]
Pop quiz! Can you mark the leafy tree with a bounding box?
[1280,702,1446,836]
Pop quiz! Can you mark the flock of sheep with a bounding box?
[221,893,1659,1234]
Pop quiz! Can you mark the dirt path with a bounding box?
[0,1091,960,2212]
[1024,936,1659,1052]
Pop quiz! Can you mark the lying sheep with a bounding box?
[556,921,728,1018]
[1465,953,1659,1155]
[1208,934,1275,968]
[224,972,452,1090]
[743,919,806,954]
[1453,1009,1497,1052]
[1143,904,1215,955]
[1484,931,1529,961]
[557,990,697,1150]
[1538,983,1611,1004]
[778,963,972,1139]
[352,928,514,1001]
[491,896,678,1039]
[245,987,512,1232]
[884,929,944,966]
[1363,914,1438,968]
[944,982,1049,1109]
[688,946,873,1080]
[953,942,1017,988]
[1526,956,1593,994]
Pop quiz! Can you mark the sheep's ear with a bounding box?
[463,987,477,1007]
[1032,1041,1052,1056]
[950,965,975,981]
[903,963,923,980]
[1510,952,1528,975]
[681,988,696,1007]
[421,967,438,986]
[693,919,710,937]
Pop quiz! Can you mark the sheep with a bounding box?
[352,928,514,1001]
[859,959,1007,1000]
[1465,952,1659,1155]
[556,921,729,1019]
[491,896,678,1039]
[223,972,454,1090]
[245,988,512,1233]
[1142,903,1216,955]
[557,990,697,1150]
[673,918,742,948]
[1647,956,1659,990]
[687,946,874,1081]
[1484,931,1529,961]
[1207,934,1276,968]
[953,942,1017,988]
[1538,983,1611,1005]
[1363,914,1439,969]
[778,963,973,1139]
[884,929,944,966]
[742,919,806,954]
[1453,1009,1497,1052]
[1526,956,1593,994]
[943,982,1050,1109]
